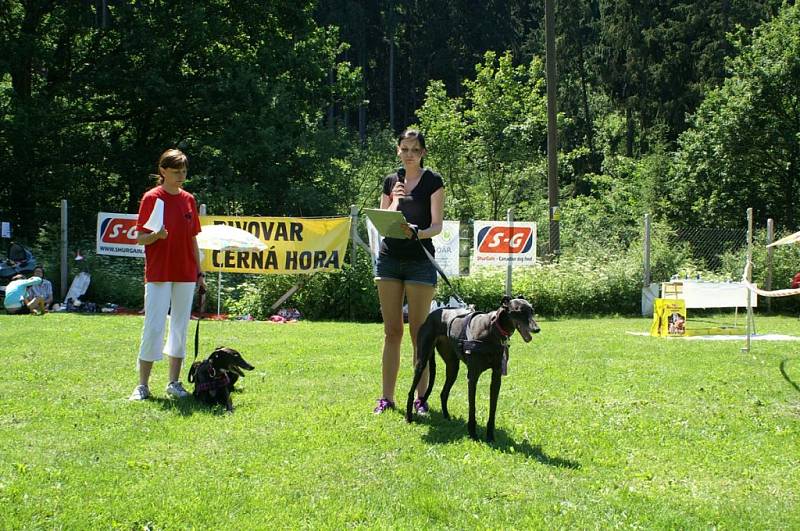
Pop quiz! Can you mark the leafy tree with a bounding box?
[416,51,551,222]
[0,1,359,243]
[595,0,784,156]
[666,2,800,229]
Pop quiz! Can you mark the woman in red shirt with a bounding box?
[129,149,207,401]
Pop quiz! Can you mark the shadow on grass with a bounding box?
[152,397,232,416]
[780,358,800,393]
[411,410,580,469]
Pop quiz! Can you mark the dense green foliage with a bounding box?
[2,314,799,527]
[667,3,800,228]
[1,1,359,242]
[3,1,800,318]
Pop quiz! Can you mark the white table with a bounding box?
[661,280,756,309]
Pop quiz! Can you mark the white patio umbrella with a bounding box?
[196,224,268,315]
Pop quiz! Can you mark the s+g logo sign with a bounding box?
[100,217,139,244]
[476,226,533,254]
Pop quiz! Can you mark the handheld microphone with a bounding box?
[396,168,410,203]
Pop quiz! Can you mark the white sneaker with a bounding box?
[165,381,190,399]
[129,384,150,401]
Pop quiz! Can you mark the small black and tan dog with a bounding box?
[406,296,540,441]
[187,347,254,412]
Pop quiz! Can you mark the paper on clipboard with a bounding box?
[143,198,164,232]
[363,208,410,239]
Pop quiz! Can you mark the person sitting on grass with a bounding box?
[3,274,45,315]
[28,266,53,310]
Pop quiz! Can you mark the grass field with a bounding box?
[1,312,799,529]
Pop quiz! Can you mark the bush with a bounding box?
[223,250,381,321]
[439,250,643,318]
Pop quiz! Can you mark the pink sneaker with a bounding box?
[373,398,395,414]
[413,398,429,416]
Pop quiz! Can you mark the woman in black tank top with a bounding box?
[372,129,445,415]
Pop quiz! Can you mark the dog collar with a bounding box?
[494,320,512,338]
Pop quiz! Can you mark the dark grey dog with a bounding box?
[406,296,540,441]
[187,347,255,412]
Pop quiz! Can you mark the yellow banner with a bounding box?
[199,216,351,274]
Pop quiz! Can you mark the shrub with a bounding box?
[223,250,380,321]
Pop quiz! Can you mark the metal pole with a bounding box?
[643,213,651,288]
[545,0,560,256]
[766,218,773,313]
[198,204,207,314]
[60,200,68,300]
[743,207,753,352]
[388,0,395,131]
[506,208,513,297]
[350,205,359,321]
[198,204,220,316]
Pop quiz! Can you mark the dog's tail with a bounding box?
[421,354,436,403]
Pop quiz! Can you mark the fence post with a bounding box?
[506,208,514,297]
[643,214,651,288]
[743,207,753,353]
[766,218,773,313]
[60,199,68,300]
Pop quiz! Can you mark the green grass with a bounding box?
[1,313,799,529]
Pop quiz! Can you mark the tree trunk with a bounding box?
[388,0,395,130]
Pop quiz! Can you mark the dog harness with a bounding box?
[450,311,512,375]
[191,362,231,393]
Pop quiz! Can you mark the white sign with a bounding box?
[472,220,537,266]
[1,222,10,238]
[661,280,757,309]
[432,221,460,277]
[96,213,144,257]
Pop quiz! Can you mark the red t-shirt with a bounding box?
[136,187,201,282]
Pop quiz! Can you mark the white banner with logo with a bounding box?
[366,219,461,278]
[472,220,537,266]
[432,221,460,277]
[97,213,144,257]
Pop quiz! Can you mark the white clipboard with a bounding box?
[363,208,410,239]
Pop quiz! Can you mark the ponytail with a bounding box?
[155,148,188,185]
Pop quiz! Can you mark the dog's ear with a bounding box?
[501,295,511,308]
[210,347,230,359]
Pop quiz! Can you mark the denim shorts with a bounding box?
[375,254,437,286]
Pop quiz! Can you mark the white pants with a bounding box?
[137,282,196,362]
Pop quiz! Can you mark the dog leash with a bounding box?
[410,226,465,305]
[192,281,206,362]
[193,317,200,361]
